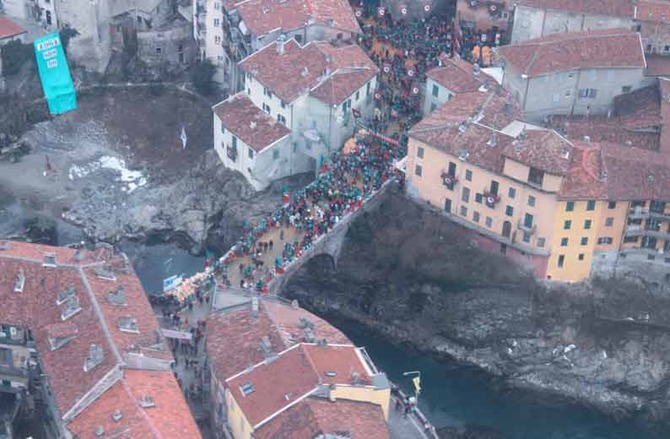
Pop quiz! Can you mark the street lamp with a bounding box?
[403,370,421,405]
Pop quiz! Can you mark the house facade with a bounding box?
[213,38,378,190]
[635,0,670,56]
[455,0,512,34]
[194,0,360,91]
[510,0,635,43]
[497,29,651,122]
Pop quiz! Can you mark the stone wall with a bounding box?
[591,249,670,287]
[137,17,195,68]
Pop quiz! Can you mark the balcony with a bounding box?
[649,210,670,222]
[625,225,643,236]
[0,364,29,383]
[628,207,650,219]
[643,229,670,240]
[0,336,26,347]
[516,220,536,234]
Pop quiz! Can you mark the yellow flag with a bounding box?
[412,376,421,394]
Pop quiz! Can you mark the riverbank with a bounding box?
[0,86,310,253]
[282,188,670,436]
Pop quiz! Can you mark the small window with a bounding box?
[355,90,360,101]
[475,193,483,204]
[430,103,437,112]
[460,206,468,216]
[465,170,473,181]
[417,147,424,159]
[566,201,575,212]
[623,236,638,243]
[213,18,219,26]
[580,237,588,246]
[473,211,480,223]
[462,187,470,203]
[527,195,536,207]
[414,165,422,176]
[605,217,614,227]
[272,150,279,160]
[281,101,287,109]
[564,220,572,230]
[248,147,254,159]
[490,180,499,195]
[561,238,569,246]
[262,103,271,114]
[432,84,439,97]
[552,93,560,103]
[485,217,493,228]
[558,255,565,268]
[528,168,544,186]
[448,162,457,175]
[537,237,546,248]
[508,187,516,199]
[584,219,592,229]
[597,237,613,245]
[505,205,513,217]
[622,85,632,93]
[221,123,226,134]
[522,231,531,243]
[155,47,161,54]
[277,114,286,125]
[578,253,585,261]
[586,200,596,211]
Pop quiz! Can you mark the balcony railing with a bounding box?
[649,210,670,222]
[0,364,29,379]
[628,207,650,219]
[625,225,670,240]
[516,220,536,234]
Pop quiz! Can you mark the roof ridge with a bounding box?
[120,376,163,438]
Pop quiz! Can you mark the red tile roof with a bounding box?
[0,16,26,40]
[497,29,646,77]
[427,57,492,93]
[658,77,670,154]
[0,241,197,436]
[602,141,670,200]
[558,142,609,200]
[516,0,634,17]
[226,344,320,427]
[502,129,573,175]
[550,85,662,151]
[646,55,670,76]
[302,344,370,386]
[240,39,377,104]
[635,0,670,22]
[68,370,201,439]
[409,89,522,173]
[213,93,290,152]
[254,397,390,439]
[206,298,351,382]
[234,0,360,37]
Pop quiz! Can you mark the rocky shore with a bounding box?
[0,87,309,252]
[283,189,670,434]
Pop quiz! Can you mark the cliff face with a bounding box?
[283,189,670,430]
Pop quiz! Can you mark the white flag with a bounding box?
[180,125,188,149]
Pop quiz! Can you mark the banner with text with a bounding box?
[34,33,77,115]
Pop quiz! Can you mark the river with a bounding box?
[120,243,663,439]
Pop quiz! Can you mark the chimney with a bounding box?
[277,34,286,55]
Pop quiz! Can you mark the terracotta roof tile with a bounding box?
[502,130,573,175]
[602,141,670,200]
[426,57,490,93]
[240,40,377,104]
[0,16,26,40]
[516,0,634,17]
[0,241,196,435]
[497,29,645,77]
[636,0,670,22]
[254,397,390,439]
[302,344,370,385]
[646,55,670,76]
[68,370,201,439]
[558,142,609,200]
[551,85,662,151]
[409,89,522,173]
[226,344,320,427]
[659,77,670,154]
[213,93,290,152]
[262,300,350,345]
[235,0,360,37]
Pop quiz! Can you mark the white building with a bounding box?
[194,0,360,92]
[423,56,495,116]
[213,38,378,190]
[510,0,635,44]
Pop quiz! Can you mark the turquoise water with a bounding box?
[128,245,665,439]
[330,318,664,439]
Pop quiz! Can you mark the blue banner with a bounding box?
[34,32,77,115]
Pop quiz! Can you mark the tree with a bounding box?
[59,26,79,55]
[1,40,32,76]
[190,59,216,96]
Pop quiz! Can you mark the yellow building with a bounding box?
[206,297,392,439]
[406,88,670,282]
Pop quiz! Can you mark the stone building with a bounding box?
[496,28,651,122]
[136,15,196,68]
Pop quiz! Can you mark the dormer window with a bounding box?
[117,317,139,333]
[107,286,127,306]
[14,269,25,293]
[61,296,82,321]
[57,286,76,305]
[43,253,57,267]
[84,344,104,372]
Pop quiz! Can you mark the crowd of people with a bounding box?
[166,132,404,304]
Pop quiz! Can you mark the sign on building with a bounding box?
[163,274,183,293]
[33,32,77,115]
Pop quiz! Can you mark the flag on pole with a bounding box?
[180,125,188,149]
[412,376,421,394]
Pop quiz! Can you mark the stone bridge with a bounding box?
[266,181,394,295]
